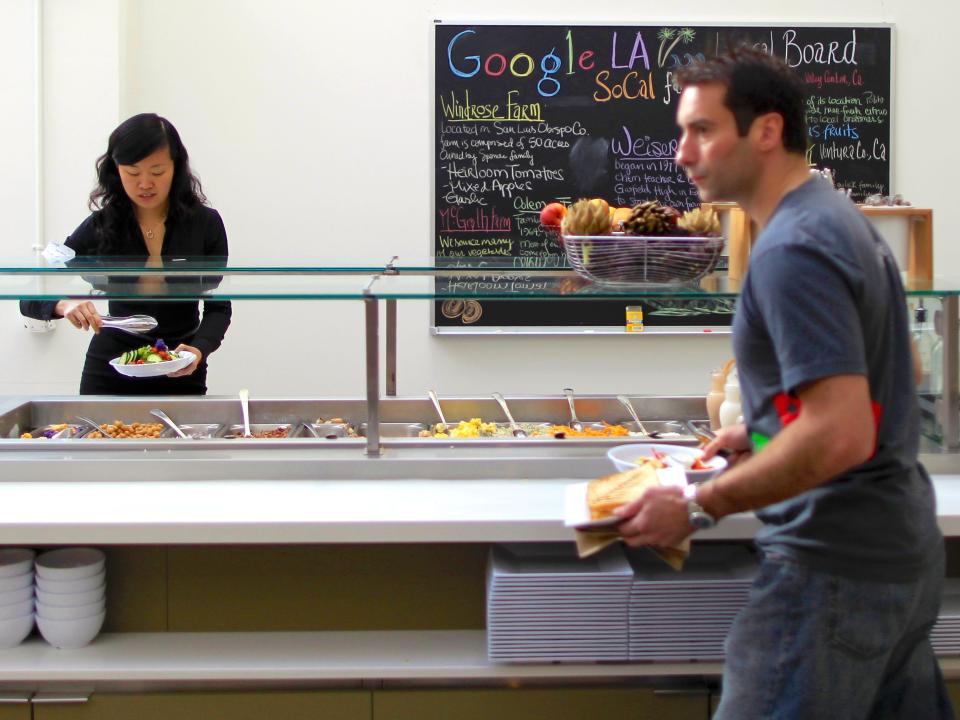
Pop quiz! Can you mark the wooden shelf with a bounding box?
[703,203,934,283]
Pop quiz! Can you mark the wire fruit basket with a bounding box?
[561,233,725,286]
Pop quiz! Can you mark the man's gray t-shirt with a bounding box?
[732,177,940,581]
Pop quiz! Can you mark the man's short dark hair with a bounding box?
[676,47,808,155]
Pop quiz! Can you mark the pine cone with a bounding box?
[562,199,611,236]
[677,207,721,236]
[622,201,678,236]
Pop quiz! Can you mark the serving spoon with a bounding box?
[239,388,252,438]
[616,394,654,437]
[75,415,111,439]
[149,408,190,439]
[427,389,449,432]
[562,388,584,432]
[491,392,527,438]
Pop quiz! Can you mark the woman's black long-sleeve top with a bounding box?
[20,206,232,395]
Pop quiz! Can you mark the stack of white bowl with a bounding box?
[35,548,106,649]
[0,549,36,649]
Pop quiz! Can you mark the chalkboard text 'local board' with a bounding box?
[433,23,892,329]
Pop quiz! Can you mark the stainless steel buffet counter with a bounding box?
[1,394,959,545]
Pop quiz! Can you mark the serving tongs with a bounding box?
[427,389,449,432]
[100,314,158,336]
[616,395,657,438]
[149,408,190,439]
[562,388,584,432]
[491,392,527,438]
[75,415,111,439]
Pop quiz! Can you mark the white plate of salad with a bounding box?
[109,340,195,378]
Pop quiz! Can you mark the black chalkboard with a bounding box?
[432,22,892,330]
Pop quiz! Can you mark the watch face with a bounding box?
[689,510,716,530]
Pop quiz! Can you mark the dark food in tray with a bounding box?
[20,423,82,439]
[223,423,303,439]
[311,417,360,439]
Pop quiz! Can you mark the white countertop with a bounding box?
[0,475,958,544]
[0,631,723,684]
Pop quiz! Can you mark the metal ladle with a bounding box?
[616,395,653,437]
[562,388,584,432]
[239,388,252,438]
[427,389,449,431]
[492,392,527,438]
[149,408,190,439]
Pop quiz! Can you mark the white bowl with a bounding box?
[109,350,195,378]
[0,612,34,649]
[0,549,35,578]
[607,443,727,483]
[0,571,34,593]
[36,583,105,608]
[37,610,105,649]
[0,585,34,607]
[0,599,33,621]
[35,569,105,595]
[36,598,104,621]
[36,548,105,581]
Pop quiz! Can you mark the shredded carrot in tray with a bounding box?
[548,422,631,438]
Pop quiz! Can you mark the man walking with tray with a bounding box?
[612,47,952,718]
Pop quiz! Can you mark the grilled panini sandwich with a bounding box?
[587,460,662,521]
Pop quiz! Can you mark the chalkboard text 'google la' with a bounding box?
[446,28,654,98]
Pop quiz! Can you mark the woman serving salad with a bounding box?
[19,114,231,395]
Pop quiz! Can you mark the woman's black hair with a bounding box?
[88,113,206,254]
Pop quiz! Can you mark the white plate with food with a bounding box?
[607,443,727,482]
[109,348,195,378]
[564,464,686,530]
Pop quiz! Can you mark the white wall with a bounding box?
[1,1,956,399]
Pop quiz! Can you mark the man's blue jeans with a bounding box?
[714,548,953,719]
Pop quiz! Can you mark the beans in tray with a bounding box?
[251,427,289,439]
[84,421,165,439]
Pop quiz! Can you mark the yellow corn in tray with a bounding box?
[420,418,498,438]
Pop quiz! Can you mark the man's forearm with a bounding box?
[698,403,874,519]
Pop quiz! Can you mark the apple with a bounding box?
[611,207,633,230]
[588,197,610,215]
[539,202,567,227]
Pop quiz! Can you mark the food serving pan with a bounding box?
[163,423,224,440]
[0,396,709,450]
[20,424,83,440]
[308,422,360,439]
[222,423,307,439]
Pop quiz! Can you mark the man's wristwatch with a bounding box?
[683,483,716,530]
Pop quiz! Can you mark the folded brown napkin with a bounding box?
[574,527,690,570]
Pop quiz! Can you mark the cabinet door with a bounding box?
[947,681,960,720]
[0,704,29,720]
[374,687,707,720]
[33,690,370,720]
